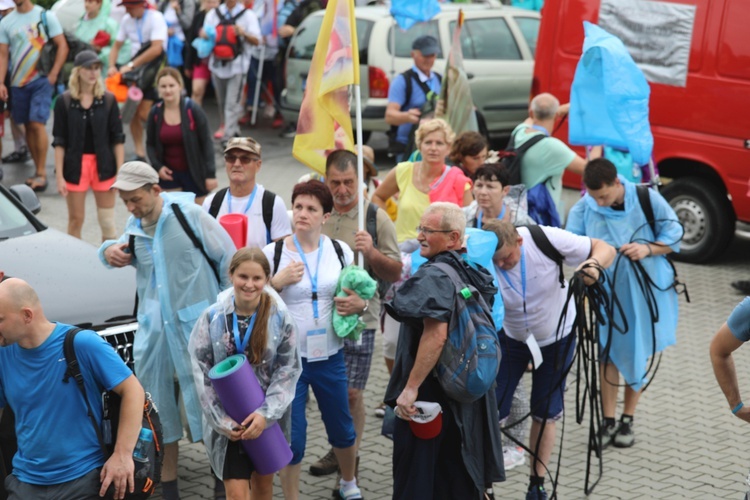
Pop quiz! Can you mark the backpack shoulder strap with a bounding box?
[401,70,414,111]
[209,187,228,218]
[63,327,110,458]
[231,8,247,22]
[366,202,378,247]
[406,68,433,98]
[128,234,136,259]
[636,184,656,237]
[525,225,565,288]
[171,203,221,284]
[262,189,276,244]
[62,91,72,108]
[512,133,546,154]
[331,239,346,269]
[273,239,284,274]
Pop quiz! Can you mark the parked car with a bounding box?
[0,183,137,336]
[280,3,540,141]
[534,0,750,263]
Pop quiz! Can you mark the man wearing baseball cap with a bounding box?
[108,0,168,162]
[202,137,292,248]
[384,35,442,161]
[99,161,235,500]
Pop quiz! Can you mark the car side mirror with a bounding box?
[9,184,41,214]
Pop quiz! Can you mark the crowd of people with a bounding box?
[0,1,697,500]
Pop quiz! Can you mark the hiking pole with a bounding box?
[251,44,266,126]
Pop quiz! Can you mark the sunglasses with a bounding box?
[224,154,260,165]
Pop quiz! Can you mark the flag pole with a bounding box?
[354,83,365,266]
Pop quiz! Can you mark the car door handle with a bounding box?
[467,73,475,80]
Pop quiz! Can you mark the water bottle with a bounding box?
[133,428,153,462]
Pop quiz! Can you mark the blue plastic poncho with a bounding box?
[566,178,682,390]
[99,192,235,443]
[390,0,440,31]
[192,26,216,59]
[569,22,653,166]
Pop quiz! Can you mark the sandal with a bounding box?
[25,175,48,192]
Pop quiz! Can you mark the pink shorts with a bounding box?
[66,154,116,192]
[192,60,211,80]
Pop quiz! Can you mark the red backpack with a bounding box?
[213,7,247,62]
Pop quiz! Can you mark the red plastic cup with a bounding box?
[220,213,248,249]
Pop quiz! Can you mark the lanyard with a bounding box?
[232,306,257,354]
[293,235,324,320]
[227,185,257,215]
[498,246,530,331]
[136,10,148,45]
[477,205,506,228]
[428,166,449,191]
[530,124,549,136]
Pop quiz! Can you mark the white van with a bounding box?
[280,3,540,141]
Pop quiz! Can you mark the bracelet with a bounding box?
[646,244,653,257]
[362,299,369,314]
[732,402,744,414]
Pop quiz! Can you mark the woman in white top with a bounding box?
[262,180,367,500]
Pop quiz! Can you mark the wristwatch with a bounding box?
[126,62,135,71]
[361,299,369,314]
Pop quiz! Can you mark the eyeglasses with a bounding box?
[224,154,260,165]
[416,225,454,235]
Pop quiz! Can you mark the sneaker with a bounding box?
[129,155,148,163]
[613,417,635,448]
[238,112,252,126]
[503,446,525,471]
[338,482,363,500]
[213,125,225,140]
[310,448,339,476]
[374,402,386,418]
[271,114,285,129]
[2,147,30,163]
[279,123,297,138]
[525,485,548,500]
[732,280,750,295]
[597,422,619,450]
[263,105,276,119]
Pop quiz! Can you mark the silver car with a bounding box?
[280,3,540,140]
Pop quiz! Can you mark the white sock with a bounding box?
[340,478,357,489]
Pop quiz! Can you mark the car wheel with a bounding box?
[660,177,734,263]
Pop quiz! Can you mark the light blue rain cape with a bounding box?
[411,228,505,329]
[569,22,653,167]
[99,192,235,442]
[390,0,440,31]
[566,178,681,391]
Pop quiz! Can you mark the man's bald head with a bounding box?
[530,93,560,121]
[0,278,41,312]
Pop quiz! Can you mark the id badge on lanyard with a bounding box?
[306,328,328,362]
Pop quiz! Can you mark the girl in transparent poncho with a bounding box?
[189,248,301,500]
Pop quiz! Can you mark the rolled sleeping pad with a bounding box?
[219,213,248,249]
[208,355,293,475]
[120,86,143,124]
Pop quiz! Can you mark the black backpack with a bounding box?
[524,225,566,288]
[37,10,93,82]
[501,130,547,186]
[272,238,346,274]
[208,187,277,245]
[63,328,163,500]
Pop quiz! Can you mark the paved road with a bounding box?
[3,100,750,499]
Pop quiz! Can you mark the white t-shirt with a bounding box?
[163,5,184,41]
[202,185,292,248]
[263,236,353,359]
[203,4,260,78]
[249,0,278,61]
[498,226,591,347]
[117,9,168,59]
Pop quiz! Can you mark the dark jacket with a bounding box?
[384,250,504,496]
[184,9,207,70]
[146,97,215,195]
[52,91,125,184]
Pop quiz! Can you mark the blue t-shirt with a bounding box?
[387,66,441,145]
[0,323,133,485]
[0,6,63,87]
[728,297,750,342]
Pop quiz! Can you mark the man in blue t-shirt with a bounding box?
[0,278,145,499]
[710,297,750,424]
[385,35,442,161]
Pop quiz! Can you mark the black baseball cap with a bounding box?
[74,50,101,68]
[412,35,439,57]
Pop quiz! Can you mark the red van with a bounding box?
[532,0,750,263]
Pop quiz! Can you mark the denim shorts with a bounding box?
[495,330,576,422]
[290,350,356,464]
[10,77,53,124]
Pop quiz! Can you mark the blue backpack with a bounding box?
[431,262,501,403]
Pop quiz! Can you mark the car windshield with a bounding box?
[0,192,37,239]
[289,17,373,64]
